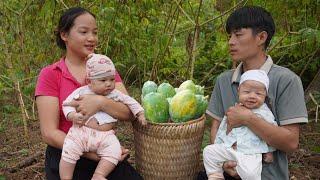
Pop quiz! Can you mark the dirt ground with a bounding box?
[0,117,320,180]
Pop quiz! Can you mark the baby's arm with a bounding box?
[67,112,86,126]
[136,111,147,125]
[109,90,147,125]
[62,87,86,125]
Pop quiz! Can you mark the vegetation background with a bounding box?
[0,0,319,179]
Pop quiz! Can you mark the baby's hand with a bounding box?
[68,112,85,126]
[137,112,147,126]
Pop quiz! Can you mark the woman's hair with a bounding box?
[226,6,275,50]
[55,7,96,50]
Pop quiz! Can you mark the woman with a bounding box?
[35,7,142,180]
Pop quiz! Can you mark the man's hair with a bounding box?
[226,6,275,50]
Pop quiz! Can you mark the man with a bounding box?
[203,6,308,180]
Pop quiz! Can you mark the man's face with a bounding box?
[228,28,263,62]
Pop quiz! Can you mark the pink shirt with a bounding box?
[35,57,122,134]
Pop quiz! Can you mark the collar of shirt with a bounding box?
[231,55,274,84]
[52,57,82,86]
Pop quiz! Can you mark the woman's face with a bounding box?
[61,13,98,58]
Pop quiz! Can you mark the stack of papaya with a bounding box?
[141,80,208,123]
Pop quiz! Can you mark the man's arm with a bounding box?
[210,117,221,144]
[226,104,299,153]
[245,113,299,153]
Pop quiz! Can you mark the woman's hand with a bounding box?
[63,94,104,120]
[83,146,130,162]
[120,146,130,161]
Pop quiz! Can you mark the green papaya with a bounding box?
[177,80,197,94]
[157,82,176,98]
[169,90,197,122]
[142,92,169,123]
[194,95,208,119]
[195,85,204,95]
[142,81,157,97]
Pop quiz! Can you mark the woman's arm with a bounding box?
[36,96,66,149]
[100,81,133,121]
[64,82,134,122]
[37,95,106,161]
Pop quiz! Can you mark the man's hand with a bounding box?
[226,103,254,129]
[63,94,104,120]
[223,161,240,179]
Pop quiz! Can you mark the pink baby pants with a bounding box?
[62,125,121,165]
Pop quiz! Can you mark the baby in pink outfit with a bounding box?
[59,54,146,180]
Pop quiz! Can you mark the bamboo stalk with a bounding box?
[171,0,247,36]
[309,93,319,123]
[189,0,202,80]
[174,0,195,25]
[16,81,30,140]
[150,2,180,80]
[57,0,68,9]
[32,99,36,121]
[199,61,224,85]
[299,48,319,77]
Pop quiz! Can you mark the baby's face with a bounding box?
[88,76,115,95]
[238,80,267,109]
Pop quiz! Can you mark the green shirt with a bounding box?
[207,56,308,180]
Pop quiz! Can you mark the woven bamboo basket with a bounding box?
[132,115,205,180]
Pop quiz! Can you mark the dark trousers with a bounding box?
[45,145,143,180]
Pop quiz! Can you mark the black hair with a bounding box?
[226,6,275,50]
[55,7,96,50]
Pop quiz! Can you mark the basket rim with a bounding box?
[143,114,205,126]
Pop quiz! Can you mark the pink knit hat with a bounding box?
[86,54,115,79]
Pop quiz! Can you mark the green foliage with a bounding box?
[0,123,5,133]
[2,105,18,114]
[13,118,23,126]
[20,148,29,156]
[311,146,320,153]
[0,1,318,124]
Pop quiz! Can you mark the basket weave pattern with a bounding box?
[133,116,205,180]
